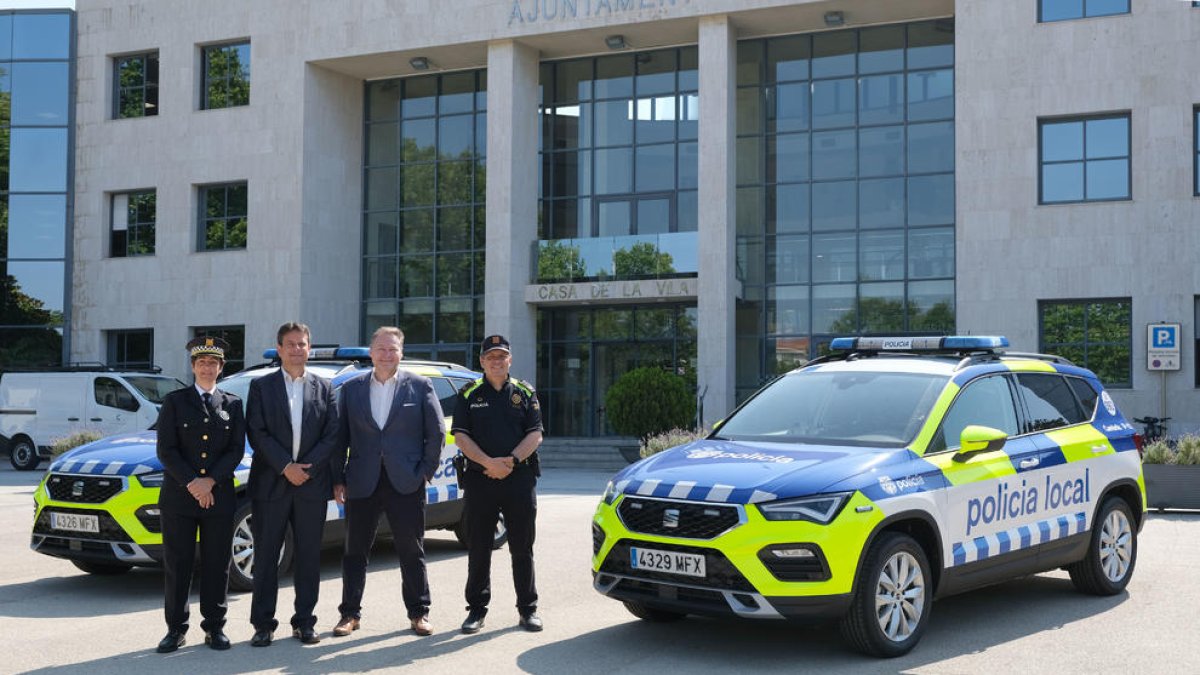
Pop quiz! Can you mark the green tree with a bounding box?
[537,240,586,281]
[604,366,696,441]
[613,241,675,278]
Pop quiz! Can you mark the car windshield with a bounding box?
[125,376,187,404]
[715,370,948,447]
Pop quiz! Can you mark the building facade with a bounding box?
[1,7,74,369]
[68,0,1200,435]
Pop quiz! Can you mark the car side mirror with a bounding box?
[954,425,1007,462]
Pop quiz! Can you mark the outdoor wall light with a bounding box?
[410,56,431,70]
[604,34,627,50]
[823,11,844,27]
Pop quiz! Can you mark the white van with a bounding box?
[0,371,187,470]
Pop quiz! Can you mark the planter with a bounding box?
[1143,464,1200,510]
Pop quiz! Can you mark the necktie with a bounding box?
[202,392,216,418]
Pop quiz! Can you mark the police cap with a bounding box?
[187,335,229,361]
[480,334,511,355]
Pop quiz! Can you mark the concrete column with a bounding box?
[697,16,737,426]
[485,40,540,383]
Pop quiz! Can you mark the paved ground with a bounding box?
[1,461,1198,674]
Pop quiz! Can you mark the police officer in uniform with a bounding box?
[154,336,247,653]
[453,334,544,634]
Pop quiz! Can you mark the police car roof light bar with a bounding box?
[829,336,1010,352]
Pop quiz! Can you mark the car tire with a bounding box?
[840,531,932,658]
[227,502,294,593]
[622,601,686,623]
[1067,496,1137,596]
[71,560,132,575]
[9,436,41,471]
[454,513,508,550]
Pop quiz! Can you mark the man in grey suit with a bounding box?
[331,326,444,637]
[246,322,339,646]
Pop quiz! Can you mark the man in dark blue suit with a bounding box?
[246,322,339,646]
[155,336,246,653]
[331,326,444,637]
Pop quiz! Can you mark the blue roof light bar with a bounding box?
[830,336,1009,352]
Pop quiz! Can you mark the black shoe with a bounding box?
[250,629,273,647]
[519,613,544,632]
[156,630,186,653]
[461,608,487,634]
[293,627,321,644]
[204,630,231,650]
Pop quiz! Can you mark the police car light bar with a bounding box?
[262,347,372,360]
[829,336,1009,352]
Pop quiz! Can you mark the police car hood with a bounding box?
[612,438,909,504]
[48,431,164,477]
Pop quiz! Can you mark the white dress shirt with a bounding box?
[369,369,399,429]
[282,369,306,460]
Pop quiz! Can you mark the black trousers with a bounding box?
[161,509,234,633]
[338,468,430,620]
[461,467,538,615]
[250,494,327,632]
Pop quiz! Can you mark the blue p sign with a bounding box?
[1153,326,1176,349]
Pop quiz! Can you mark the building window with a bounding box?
[198,182,248,251]
[361,71,487,363]
[735,21,955,400]
[1039,114,1130,204]
[107,329,153,369]
[110,190,156,257]
[191,325,245,373]
[1039,299,1131,388]
[114,52,158,118]
[1039,0,1130,22]
[201,41,250,110]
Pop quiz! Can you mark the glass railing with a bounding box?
[532,232,698,283]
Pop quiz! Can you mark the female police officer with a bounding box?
[155,336,246,653]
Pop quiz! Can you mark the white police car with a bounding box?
[592,336,1145,657]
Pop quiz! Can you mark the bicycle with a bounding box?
[1133,416,1170,445]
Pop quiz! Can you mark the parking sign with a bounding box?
[1146,323,1180,371]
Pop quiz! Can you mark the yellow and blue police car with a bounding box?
[591,336,1145,657]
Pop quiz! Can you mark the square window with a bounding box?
[198,182,248,251]
[110,190,156,257]
[114,52,159,119]
[201,41,250,110]
[1039,113,1129,203]
[1039,299,1131,388]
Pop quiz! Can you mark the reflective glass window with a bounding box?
[1039,0,1129,22]
[12,13,70,59]
[9,128,68,192]
[811,181,856,231]
[858,178,905,229]
[1039,114,1129,203]
[812,78,856,129]
[771,183,810,234]
[114,52,159,119]
[201,42,250,110]
[7,194,66,259]
[859,73,903,126]
[1040,299,1131,388]
[109,190,155,257]
[198,182,248,251]
[11,62,69,125]
[3,261,65,322]
[859,230,904,281]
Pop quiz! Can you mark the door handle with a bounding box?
[1018,458,1040,470]
[1091,445,1108,454]
[90,417,103,422]
[67,417,80,421]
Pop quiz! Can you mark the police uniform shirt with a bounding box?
[452,377,543,458]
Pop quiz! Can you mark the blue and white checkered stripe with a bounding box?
[324,483,463,522]
[49,458,156,476]
[614,478,777,504]
[951,512,1086,566]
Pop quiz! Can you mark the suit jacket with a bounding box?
[332,369,444,500]
[156,386,246,517]
[246,369,340,502]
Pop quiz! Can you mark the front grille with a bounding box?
[757,544,831,582]
[617,497,740,539]
[613,578,732,613]
[45,474,124,503]
[33,507,132,542]
[592,523,606,557]
[599,539,755,592]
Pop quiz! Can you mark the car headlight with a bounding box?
[758,492,852,524]
[602,481,620,505]
[137,471,165,487]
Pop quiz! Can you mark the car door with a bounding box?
[921,373,1044,572]
[1011,372,1100,563]
[87,376,141,437]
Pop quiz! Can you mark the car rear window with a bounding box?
[1016,373,1088,432]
